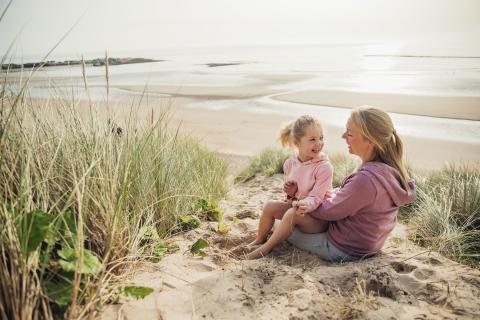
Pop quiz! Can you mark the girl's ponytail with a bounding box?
[279,122,294,147]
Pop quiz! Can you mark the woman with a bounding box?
[287,105,416,262]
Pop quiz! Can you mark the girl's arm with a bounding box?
[283,157,296,201]
[299,163,333,213]
[308,171,376,221]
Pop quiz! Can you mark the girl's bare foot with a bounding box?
[245,247,271,260]
[247,239,264,247]
[230,244,260,258]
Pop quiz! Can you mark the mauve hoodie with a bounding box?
[309,161,416,256]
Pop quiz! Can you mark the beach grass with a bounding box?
[234,147,291,183]
[406,165,480,268]
[0,77,228,318]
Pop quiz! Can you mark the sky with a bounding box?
[1,0,479,60]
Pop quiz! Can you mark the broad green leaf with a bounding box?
[194,198,209,211]
[206,207,223,222]
[179,214,200,230]
[45,211,76,246]
[122,286,154,299]
[44,276,73,306]
[153,243,167,258]
[58,247,102,274]
[190,238,208,256]
[16,209,53,254]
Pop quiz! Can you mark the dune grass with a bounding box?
[234,147,291,183]
[0,75,228,318]
[406,165,480,268]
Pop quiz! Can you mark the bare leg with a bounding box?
[249,200,291,246]
[246,210,328,259]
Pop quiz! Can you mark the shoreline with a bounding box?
[272,89,480,121]
[25,95,479,172]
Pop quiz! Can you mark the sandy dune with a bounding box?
[101,174,480,320]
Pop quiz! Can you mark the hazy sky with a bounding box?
[1,0,479,59]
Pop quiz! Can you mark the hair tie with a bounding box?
[390,130,396,143]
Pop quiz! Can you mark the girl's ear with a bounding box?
[293,139,300,147]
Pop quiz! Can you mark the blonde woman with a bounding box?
[288,106,416,262]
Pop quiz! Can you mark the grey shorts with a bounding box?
[287,228,360,262]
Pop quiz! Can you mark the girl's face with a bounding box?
[294,125,324,162]
[342,117,374,162]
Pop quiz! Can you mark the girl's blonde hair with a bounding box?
[279,115,322,147]
[350,106,410,190]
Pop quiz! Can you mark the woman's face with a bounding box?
[342,117,374,162]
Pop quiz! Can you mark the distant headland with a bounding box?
[1,57,162,70]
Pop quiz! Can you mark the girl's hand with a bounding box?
[283,180,298,197]
[294,200,307,216]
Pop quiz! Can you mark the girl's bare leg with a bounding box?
[246,210,328,259]
[248,200,291,246]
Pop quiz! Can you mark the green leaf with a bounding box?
[16,209,53,254]
[122,286,154,299]
[44,276,73,306]
[190,238,208,256]
[58,247,102,275]
[46,211,76,246]
[206,207,223,222]
[194,198,209,211]
[153,243,167,258]
[179,214,200,230]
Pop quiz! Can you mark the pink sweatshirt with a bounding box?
[309,162,416,256]
[283,153,333,213]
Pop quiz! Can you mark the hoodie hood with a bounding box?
[359,162,416,207]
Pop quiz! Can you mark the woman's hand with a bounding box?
[283,180,298,197]
[293,200,307,216]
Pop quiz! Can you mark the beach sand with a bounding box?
[272,89,480,121]
[101,174,480,320]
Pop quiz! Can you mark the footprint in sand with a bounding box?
[187,261,215,272]
[390,261,418,274]
[412,268,435,281]
[235,209,258,219]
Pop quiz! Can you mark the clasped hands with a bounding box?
[283,180,307,216]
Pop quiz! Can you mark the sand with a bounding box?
[272,89,480,121]
[101,174,480,320]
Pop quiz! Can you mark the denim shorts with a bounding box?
[287,228,360,262]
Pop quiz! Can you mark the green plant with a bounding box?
[235,147,291,183]
[407,165,480,267]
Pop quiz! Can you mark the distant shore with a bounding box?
[1,57,162,70]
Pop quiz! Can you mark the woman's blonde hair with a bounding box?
[350,106,410,190]
[279,115,322,147]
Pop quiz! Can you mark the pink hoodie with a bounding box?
[310,161,416,256]
[283,153,333,213]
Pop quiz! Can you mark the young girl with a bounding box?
[245,115,333,259]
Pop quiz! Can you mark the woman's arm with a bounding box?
[307,171,376,221]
